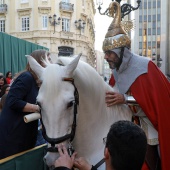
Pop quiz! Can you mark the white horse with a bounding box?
[27,55,132,169]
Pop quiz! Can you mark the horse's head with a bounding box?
[27,54,81,168]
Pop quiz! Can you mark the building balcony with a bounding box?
[59,1,74,13]
[0,4,7,13]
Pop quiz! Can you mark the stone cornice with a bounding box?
[17,8,32,18]
[38,7,51,14]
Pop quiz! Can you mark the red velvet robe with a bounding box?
[130,61,170,170]
[109,61,170,170]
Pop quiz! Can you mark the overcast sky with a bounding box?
[94,1,113,52]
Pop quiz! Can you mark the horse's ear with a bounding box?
[26,55,44,78]
[66,53,82,76]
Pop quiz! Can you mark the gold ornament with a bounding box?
[121,20,135,33]
[102,1,131,51]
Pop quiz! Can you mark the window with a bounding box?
[157,8,161,14]
[148,2,151,8]
[139,36,142,41]
[152,41,156,48]
[152,22,156,28]
[152,28,156,35]
[139,29,142,36]
[62,0,69,3]
[22,17,29,31]
[21,0,28,3]
[153,1,156,8]
[148,9,151,15]
[148,15,151,22]
[148,22,151,28]
[148,41,151,48]
[139,15,142,22]
[139,42,142,49]
[148,28,151,35]
[144,2,147,8]
[157,1,161,8]
[157,21,160,27]
[62,18,70,32]
[157,14,160,21]
[0,0,4,4]
[152,9,156,15]
[148,36,151,41]
[157,41,160,48]
[157,27,160,35]
[139,9,143,15]
[42,15,48,30]
[144,15,147,22]
[139,3,142,9]
[152,15,156,21]
[0,19,5,32]
[139,23,142,28]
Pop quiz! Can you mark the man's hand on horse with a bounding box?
[105,91,125,106]
[74,157,92,170]
[54,144,77,169]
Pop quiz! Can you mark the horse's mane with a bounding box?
[57,56,115,93]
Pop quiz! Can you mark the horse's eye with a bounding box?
[67,101,74,108]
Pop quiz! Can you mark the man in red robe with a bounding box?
[102,2,170,169]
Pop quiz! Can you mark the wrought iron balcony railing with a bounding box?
[0,4,7,13]
[59,2,74,12]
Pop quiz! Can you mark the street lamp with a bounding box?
[74,19,86,30]
[49,14,61,34]
[96,0,141,19]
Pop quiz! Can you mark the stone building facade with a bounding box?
[0,0,96,66]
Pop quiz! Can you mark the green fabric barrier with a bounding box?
[18,38,27,72]
[0,145,49,170]
[0,32,49,75]
[2,33,12,75]
[10,36,19,75]
[0,32,4,73]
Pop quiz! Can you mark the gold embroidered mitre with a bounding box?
[102,1,131,52]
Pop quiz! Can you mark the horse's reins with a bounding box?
[38,77,79,154]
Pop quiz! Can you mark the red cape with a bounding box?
[109,74,115,87]
[130,61,170,170]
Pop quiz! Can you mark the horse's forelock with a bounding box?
[40,64,64,99]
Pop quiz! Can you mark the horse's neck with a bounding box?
[73,78,111,163]
[74,76,132,165]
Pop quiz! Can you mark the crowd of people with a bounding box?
[0,73,11,113]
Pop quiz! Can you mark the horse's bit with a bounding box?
[38,77,79,155]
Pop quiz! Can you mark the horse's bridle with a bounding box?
[38,77,79,154]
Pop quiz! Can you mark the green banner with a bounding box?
[0,32,49,75]
[0,145,49,170]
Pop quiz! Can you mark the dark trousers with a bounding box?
[145,144,161,170]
